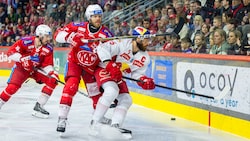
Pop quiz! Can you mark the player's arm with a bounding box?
[39,45,59,80]
[131,55,155,90]
[54,22,80,43]
[7,40,24,62]
[96,40,122,81]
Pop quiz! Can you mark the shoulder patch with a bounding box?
[46,43,53,52]
[21,36,34,46]
[72,22,85,26]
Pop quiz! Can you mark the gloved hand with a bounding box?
[137,76,155,90]
[106,61,122,82]
[20,55,40,71]
[67,32,85,47]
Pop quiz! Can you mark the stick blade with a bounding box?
[214,86,231,100]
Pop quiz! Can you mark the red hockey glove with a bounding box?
[20,55,40,72]
[67,32,85,47]
[106,61,122,82]
[137,76,155,90]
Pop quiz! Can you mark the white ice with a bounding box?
[0,77,249,141]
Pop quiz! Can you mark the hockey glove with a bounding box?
[67,32,85,47]
[137,76,155,90]
[20,55,40,72]
[106,61,122,82]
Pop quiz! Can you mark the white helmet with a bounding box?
[35,24,52,37]
[85,4,103,20]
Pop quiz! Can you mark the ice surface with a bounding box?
[0,77,249,141]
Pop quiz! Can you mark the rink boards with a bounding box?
[1,47,250,139]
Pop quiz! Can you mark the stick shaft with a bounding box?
[84,32,171,43]
[36,68,89,97]
[122,76,214,99]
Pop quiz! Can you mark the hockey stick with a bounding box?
[81,32,172,43]
[35,68,89,97]
[122,76,231,100]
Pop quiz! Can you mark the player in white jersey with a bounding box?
[89,26,155,139]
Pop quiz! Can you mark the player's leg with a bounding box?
[0,66,29,110]
[90,68,119,135]
[56,62,81,133]
[31,71,58,118]
[111,80,132,127]
[83,70,112,125]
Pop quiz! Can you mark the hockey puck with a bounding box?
[171,117,176,120]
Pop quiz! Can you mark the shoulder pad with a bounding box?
[101,27,113,38]
[72,22,85,26]
[45,43,53,52]
[21,36,34,46]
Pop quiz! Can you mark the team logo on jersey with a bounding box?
[77,50,98,66]
[73,22,85,26]
[132,59,144,67]
[120,50,131,61]
[80,44,91,51]
[23,40,33,45]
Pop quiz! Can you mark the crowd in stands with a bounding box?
[109,0,250,55]
[0,0,133,46]
[1,0,250,56]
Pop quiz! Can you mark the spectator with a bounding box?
[227,30,245,55]
[181,36,193,53]
[161,33,181,52]
[2,36,13,46]
[120,21,129,35]
[222,0,232,14]
[46,0,57,16]
[201,23,210,47]
[189,15,204,42]
[128,19,138,35]
[210,16,223,32]
[0,6,7,23]
[236,0,250,24]
[142,18,156,34]
[213,0,223,17]
[23,16,31,34]
[232,0,244,21]
[154,31,167,51]
[192,33,207,53]
[209,29,230,55]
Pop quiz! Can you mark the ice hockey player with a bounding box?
[0,24,59,119]
[89,26,156,139]
[53,4,113,133]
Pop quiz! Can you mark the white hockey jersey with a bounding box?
[97,39,150,79]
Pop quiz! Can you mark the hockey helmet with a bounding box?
[132,26,150,38]
[85,4,103,20]
[35,24,52,37]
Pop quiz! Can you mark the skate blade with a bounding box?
[32,111,49,119]
[100,125,132,140]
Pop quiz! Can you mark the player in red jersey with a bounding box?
[0,24,59,119]
[54,4,113,133]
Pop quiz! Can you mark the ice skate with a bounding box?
[89,120,101,136]
[111,123,132,140]
[56,117,68,136]
[100,116,112,125]
[32,102,49,119]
